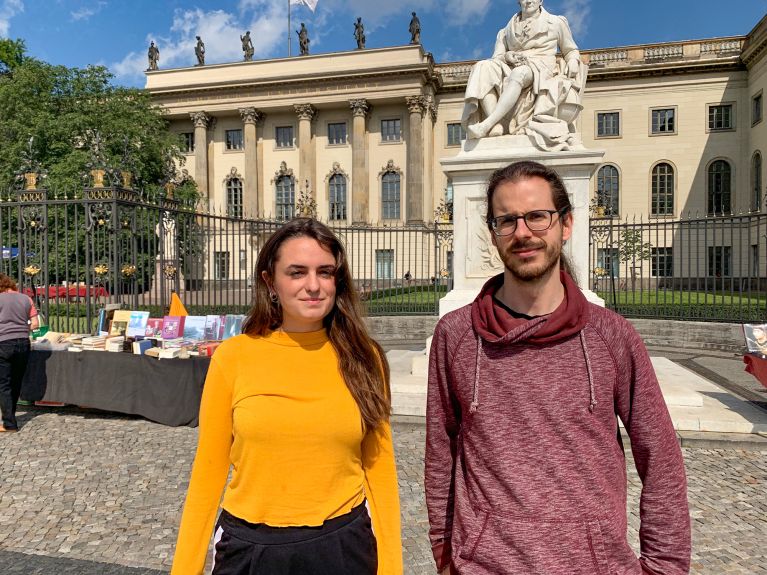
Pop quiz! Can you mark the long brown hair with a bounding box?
[485,160,577,284]
[242,218,391,429]
[0,273,17,292]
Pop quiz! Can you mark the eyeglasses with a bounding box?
[487,207,569,237]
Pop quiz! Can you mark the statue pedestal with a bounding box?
[440,135,606,316]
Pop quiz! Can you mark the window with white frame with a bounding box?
[447,123,466,146]
[597,248,620,278]
[651,247,673,277]
[328,174,347,220]
[651,163,675,216]
[596,165,619,216]
[381,119,401,142]
[381,171,401,219]
[651,107,676,134]
[181,132,194,153]
[707,246,731,277]
[214,251,230,280]
[707,160,732,215]
[226,177,243,218]
[328,122,347,145]
[376,249,394,279]
[276,126,294,148]
[225,129,244,150]
[596,112,620,138]
[708,104,733,131]
[276,175,295,220]
[752,152,762,212]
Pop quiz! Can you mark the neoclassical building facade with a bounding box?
[146,15,767,228]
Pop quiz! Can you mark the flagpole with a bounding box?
[288,0,292,57]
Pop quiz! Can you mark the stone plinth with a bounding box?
[439,135,606,316]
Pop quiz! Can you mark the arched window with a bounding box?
[276,176,295,220]
[752,152,762,211]
[651,163,674,216]
[382,172,401,220]
[328,174,347,221]
[226,177,243,218]
[708,160,732,215]
[596,165,619,216]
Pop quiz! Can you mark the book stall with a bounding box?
[20,310,246,427]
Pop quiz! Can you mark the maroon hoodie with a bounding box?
[425,272,691,575]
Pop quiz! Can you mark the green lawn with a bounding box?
[597,290,767,306]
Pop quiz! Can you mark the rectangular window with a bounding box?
[276,126,294,148]
[181,132,194,153]
[597,248,620,278]
[752,244,759,277]
[707,246,732,277]
[651,247,673,277]
[240,249,247,272]
[381,119,401,142]
[375,249,394,280]
[753,93,763,126]
[708,104,733,131]
[651,108,676,135]
[447,123,466,146]
[214,251,230,280]
[225,129,244,151]
[327,122,347,145]
[596,112,620,137]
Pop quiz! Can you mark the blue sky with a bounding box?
[2,1,766,88]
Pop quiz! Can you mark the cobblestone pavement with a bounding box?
[0,408,765,574]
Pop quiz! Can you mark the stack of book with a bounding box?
[105,336,125,352]
[82,335,106,350]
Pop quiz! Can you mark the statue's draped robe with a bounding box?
[462,8,587,151]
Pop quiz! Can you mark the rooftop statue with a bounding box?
[241,31,254,61]
[297,23,310,56]
[354,17,366,50]
[147,41,159,71]
[195,36,205,66]
[462,0,588,151]
[409,12,421,45]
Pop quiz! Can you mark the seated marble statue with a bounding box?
[462,0,588,151]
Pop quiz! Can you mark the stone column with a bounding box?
[349,99,370,224]
[406,95,427,224]
[294,104,316,196]
[239,107,264,217]
[190,111,212,200]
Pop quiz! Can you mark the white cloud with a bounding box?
[558,0,591,38]
[444,0,491,26]
[71,2,106,22]
[111,3,286,84]
[0,0,23,37]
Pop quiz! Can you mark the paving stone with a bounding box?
[0,406,765,574]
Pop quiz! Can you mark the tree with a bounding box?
[618,229,652,291]
[0,38,25,76]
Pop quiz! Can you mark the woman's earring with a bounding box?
[269,292,279,303]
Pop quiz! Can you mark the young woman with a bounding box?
[0,273,39,433]
[171,218,402,575]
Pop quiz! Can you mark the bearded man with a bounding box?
[425,161,691,575]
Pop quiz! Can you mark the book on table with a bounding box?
[110,310,132,336]
[223,314,245,340]
[126,311,150,338]
[133,339,153,355]
[743,323,767,355]
[162,316,185,339]
[182,315,207,341]
[145,318,163,338]
[204,315,225,340]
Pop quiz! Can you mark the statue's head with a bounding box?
[518,0,542,16]
[412,11,416,16]
[196,35,201,41]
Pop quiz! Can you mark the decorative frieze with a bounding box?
[644,45,684,60]
[701,40,743,55]
[589,50,629,65]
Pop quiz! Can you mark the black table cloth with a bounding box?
[20,349,210,427]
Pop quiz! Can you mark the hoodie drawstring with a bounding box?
[470,334,482,413]
[579,331,597,412]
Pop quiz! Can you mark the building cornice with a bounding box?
[742,14,767,68]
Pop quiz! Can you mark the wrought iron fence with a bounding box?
[589,212,767,322]
[0,184,453,333]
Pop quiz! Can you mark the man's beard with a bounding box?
[498,235,562,282]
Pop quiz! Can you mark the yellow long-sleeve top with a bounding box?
[170,329,402,575]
